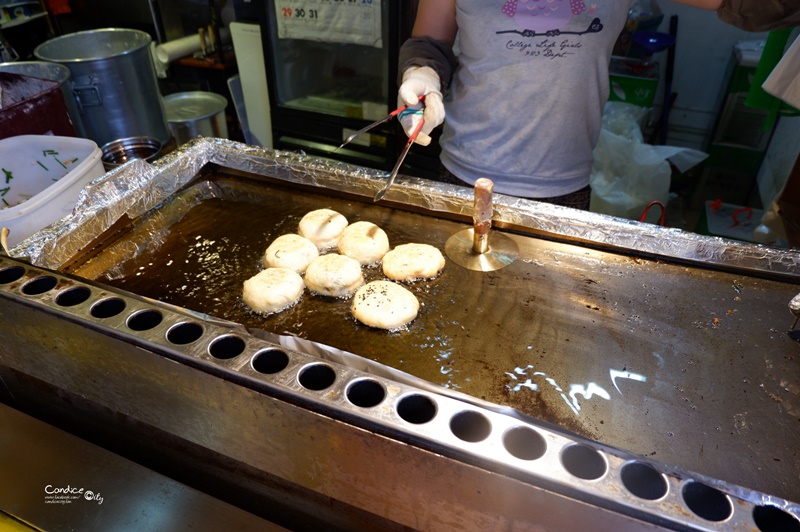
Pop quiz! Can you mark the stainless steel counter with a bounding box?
[0,403,283,531]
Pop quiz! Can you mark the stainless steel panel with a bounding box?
[0,403,283,531]
[1,255,798,530]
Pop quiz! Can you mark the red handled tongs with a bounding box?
[373,113,424,202]
[333,96,426,202]
[335,95,425,151]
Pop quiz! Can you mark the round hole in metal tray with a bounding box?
[681,481,732,522]
[208,335,246,360]
[55,286,91,307]
[560,444,608,480]
[166,322,204,345]
[90,297,126,319]
[620,461,668,501]
[753,505,800,532]
[21,275,58,295]
[396,394,437,425]
[297,364,336,391]
[251,348,290,375]
[450,410,492,443]
[126,309,164,331]
[346,379,386,409]
[502,426,547,461]
[0,266,25,284]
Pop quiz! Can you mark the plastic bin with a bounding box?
[608,56,659,108]
[0,72,76,140]
[0,61,85,139]
[698,200,765,243]
[0,135,104,247]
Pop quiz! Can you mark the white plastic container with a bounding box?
[0,135,104,247]
[704,200,765,243]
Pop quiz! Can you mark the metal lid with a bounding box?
[34,29,152,63]
[163,92,228,124]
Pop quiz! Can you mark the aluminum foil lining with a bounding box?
[11,137,800,279]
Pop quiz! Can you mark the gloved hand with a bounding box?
[397,66,445,146]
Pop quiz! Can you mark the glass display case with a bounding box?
[259,0,439,176]
[266,1,390,119]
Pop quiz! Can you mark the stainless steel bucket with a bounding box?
[100,136,162,171]
[163,91,228,146]
[34,29,170,148]
[0,61,84,137]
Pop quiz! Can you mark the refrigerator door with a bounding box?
[258,1,439,177]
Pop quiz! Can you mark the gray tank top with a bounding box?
[440,0,634,198]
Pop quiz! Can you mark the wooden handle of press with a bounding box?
[207,24,217,50]
[198,28,207,54]
[473,178,493,254]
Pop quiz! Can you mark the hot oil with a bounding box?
[94,176,466,385]
[103,197,301,320]
[95,178,503,383]
[95,174,796,422]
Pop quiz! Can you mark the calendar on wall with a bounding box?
[274,0,383,47]
[261,0,425,176]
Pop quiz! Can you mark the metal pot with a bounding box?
[34,28,170,148]
[163,91,228,146]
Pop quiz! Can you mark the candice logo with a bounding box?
[44,485,103,505]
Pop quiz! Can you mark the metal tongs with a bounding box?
[374,113,424,202]
[335,96,426,202]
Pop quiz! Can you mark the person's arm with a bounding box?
[395,0,458,146]
[399,0,458,89]
[412,0,458,44]
[673,0,800,31]
[668,0,723,9]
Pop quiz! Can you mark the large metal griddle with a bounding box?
[65,166,800,505]
[4,139,800,529]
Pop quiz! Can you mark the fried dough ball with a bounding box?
[242,268,304,314]
[382,243,445,281]
[298,208,349,250]
[263,233,319,273]
[352,280,420,329]
[304,253,365,297]
[338,221,390,265]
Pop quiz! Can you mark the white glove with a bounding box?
[397,66,445,146]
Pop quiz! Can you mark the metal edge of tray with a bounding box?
[11,137,800,283]
[0,254,798,531]
[208,140,800,283]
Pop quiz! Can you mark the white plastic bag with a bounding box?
[762,35,800,110]
[590,128,670,220]
[590,102,708,221]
